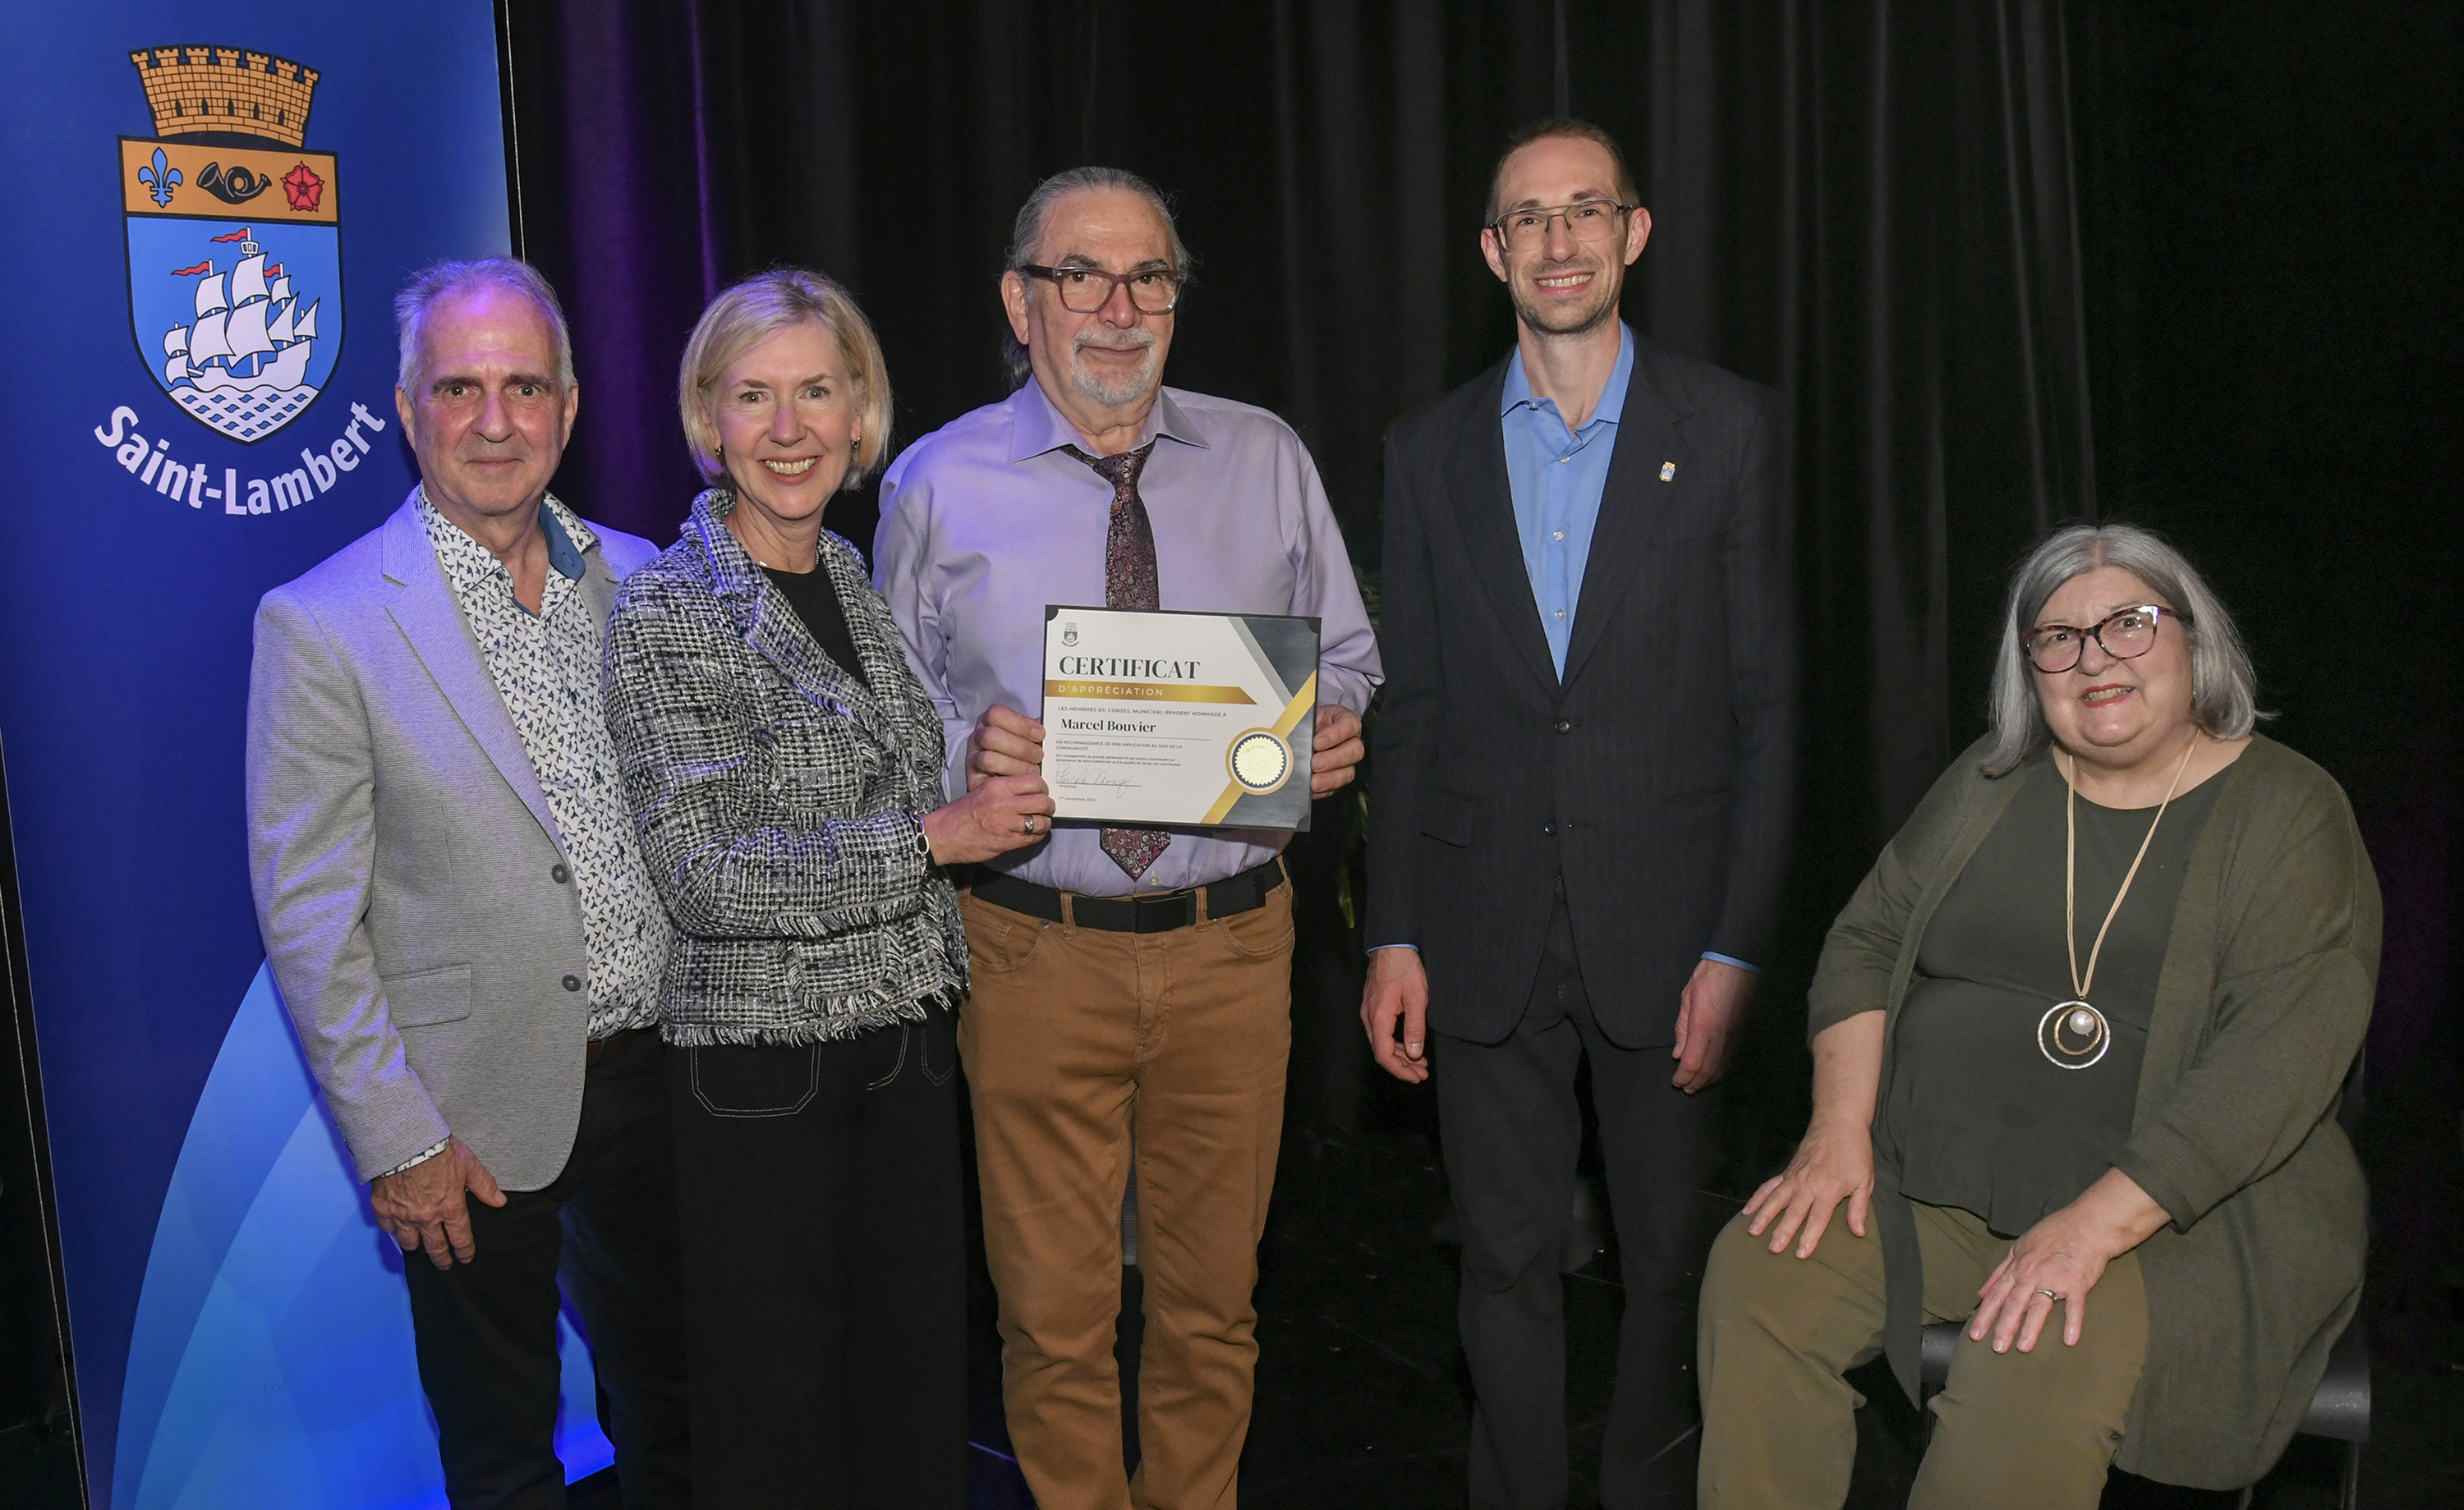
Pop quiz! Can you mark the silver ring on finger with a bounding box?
[1023,815,1037,836]
[2034,1287,2062,1300]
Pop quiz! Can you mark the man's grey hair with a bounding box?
[1984,521,2264,775]
[1001,166,1196,391]
[394,257,577,397]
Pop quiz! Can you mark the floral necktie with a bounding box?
[1063,441,1170,881]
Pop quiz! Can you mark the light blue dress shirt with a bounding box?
[1375,326,1756,975]
[1501,324,1634,680]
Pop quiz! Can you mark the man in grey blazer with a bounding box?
[247,259,689,1509]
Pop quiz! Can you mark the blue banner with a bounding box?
[0,8,609,1504]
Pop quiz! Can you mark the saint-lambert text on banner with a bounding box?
[0,9,618,1509]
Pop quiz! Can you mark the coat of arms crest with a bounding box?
[122,46,341,443]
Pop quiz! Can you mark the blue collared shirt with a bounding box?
[1502,324,1634,679]
[538,502,587,591]
[1371,328,1756,974]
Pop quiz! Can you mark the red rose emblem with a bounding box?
[282,162,324,213]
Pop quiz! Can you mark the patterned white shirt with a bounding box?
[420,491,667,1040]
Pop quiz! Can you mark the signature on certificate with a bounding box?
[1056,766,1138,790]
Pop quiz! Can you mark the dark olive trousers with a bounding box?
[1699,1199,2148,1508]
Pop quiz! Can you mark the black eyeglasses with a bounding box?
[1017,264,1182,315]
[2022,604,2187,673]
[1488,199,1636,253]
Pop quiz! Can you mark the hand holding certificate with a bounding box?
[1041,607,1321,830]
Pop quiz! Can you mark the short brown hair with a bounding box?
[678,268,893,489]
[1485,118,1641,223]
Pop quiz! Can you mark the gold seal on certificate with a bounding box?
[1042,606,1322,831]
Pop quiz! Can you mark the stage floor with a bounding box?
[563,1104,2459,1509]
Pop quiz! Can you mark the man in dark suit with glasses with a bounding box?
[1362,118,1794,1508]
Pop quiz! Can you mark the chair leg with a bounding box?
[2338,1439,2361,1510]
[2235,1488,2254,1510]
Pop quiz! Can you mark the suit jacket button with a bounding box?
[1553,720,1573,733]
[1542,824,1556,837]
[551,863,571,884]
[562,974,582,992]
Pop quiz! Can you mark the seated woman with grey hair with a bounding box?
[602,268,1051,1507]
[1697,523,2378,1506]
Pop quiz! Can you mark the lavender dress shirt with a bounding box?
[876,377,1383,897]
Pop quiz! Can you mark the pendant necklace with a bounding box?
[2042,731,2201,1070]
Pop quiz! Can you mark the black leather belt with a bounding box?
[967,859,1284,934]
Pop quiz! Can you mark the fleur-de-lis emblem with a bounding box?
[136,147,182,209]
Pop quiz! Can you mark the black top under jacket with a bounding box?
[761,560,870,691]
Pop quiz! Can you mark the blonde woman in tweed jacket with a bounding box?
[603,269,1049,1508]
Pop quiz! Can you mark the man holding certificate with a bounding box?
[874,166,1379,1510]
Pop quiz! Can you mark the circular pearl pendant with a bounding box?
[2039,1000,2112,1070]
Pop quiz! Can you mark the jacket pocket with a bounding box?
[382,963,472,1029]
[1420,787,1478,847]
[689,1044,821,1118]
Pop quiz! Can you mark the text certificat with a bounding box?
[1040,605,1321,832]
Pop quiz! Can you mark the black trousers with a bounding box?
[669,1002,968,1509]
[402,1030,692,1510]
[1436,898,1731,1510]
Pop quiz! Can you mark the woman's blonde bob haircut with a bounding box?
[1984,521,2263,776]
[678,267,892,489]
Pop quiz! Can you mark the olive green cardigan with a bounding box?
[1809,734,2379,1489]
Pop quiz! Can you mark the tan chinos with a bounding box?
[958,879,1295,1510]
[1698,1200,2148,1508]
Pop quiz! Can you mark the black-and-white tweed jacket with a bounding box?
[603,488,966,1045]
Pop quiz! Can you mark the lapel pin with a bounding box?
[1659,461,1677,483]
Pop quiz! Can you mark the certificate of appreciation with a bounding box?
[1041,606,1321,831]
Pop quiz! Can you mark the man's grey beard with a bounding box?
[1069,331,1161,408]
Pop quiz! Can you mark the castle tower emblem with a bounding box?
[121,47,342,443]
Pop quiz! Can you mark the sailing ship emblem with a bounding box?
[122,46,341,443]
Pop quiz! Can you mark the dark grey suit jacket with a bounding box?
[246,489,660,1187]
[1366,338,1795,1046]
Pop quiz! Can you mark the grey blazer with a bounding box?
[246,488,661,1188]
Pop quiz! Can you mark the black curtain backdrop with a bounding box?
[499,0,2459,1354]
[505,0,2104,931]
[2065,2,2462,1366]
